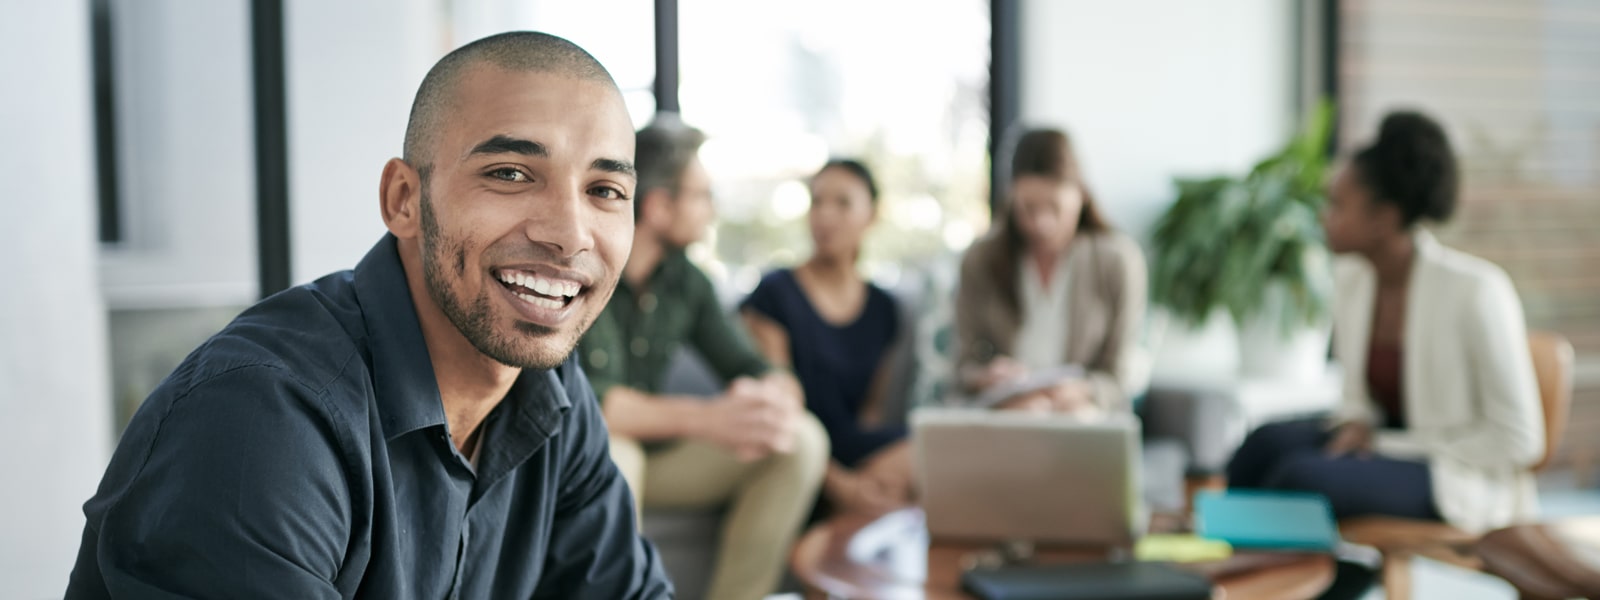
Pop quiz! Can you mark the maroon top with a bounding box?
[1367,341,1405,429]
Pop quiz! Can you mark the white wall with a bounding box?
[1019,0,1295,239]
[285,0,440,284]
[98,0,257,309]
[0,1,115,595]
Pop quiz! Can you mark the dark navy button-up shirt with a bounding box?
[66,235,672,599]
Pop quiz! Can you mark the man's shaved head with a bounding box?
[403,31,616,177]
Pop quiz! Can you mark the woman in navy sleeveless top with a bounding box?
[742,160,910,517]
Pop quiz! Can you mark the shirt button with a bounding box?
[631,337,650,357]
[639,292,658,313]
[590,349,609,368]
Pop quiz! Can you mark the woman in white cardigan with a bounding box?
[1227,111,1544,533]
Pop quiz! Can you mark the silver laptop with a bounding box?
[912,407,1146,548]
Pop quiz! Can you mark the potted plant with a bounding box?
[1149,101,1336,381]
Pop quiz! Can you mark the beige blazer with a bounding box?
[954,230,1149,411]
[1331,230,1544,532]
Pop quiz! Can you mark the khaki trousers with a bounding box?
[609,413,829,600]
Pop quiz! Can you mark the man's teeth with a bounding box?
[514,291,565,310]
[497,271,580,298]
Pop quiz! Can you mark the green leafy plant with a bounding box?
[1149,101,1336,335]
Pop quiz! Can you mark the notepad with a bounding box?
[973,365,1086,409]
[1194,489,1338,551]
[1134,534,1234,563]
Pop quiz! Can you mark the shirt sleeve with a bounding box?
[1430,270,1545,469]
[67,367,349,600]
[688,266,773,382]
[1083,234,1150,412]
[954,241,1001,390]
[738,270,791,329]
[531,361,674,599]
[577,309,628,402]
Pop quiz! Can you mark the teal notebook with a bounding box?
[1194,490,1338,551]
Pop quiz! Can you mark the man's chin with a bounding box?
[494,323,576,370]
[486,347,572,371]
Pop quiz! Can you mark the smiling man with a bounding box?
[65,32,671,599]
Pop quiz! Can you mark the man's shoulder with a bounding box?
[168,270,370,402]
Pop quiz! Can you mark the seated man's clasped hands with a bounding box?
[704,375,805,462]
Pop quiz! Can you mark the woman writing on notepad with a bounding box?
[1227,111,1544,532]
[954,128,1149,414]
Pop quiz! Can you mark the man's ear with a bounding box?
[379,158,423,239]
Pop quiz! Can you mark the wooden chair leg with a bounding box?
[1382,553,1413,600]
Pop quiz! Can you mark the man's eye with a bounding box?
[590,186,630,201]
[489,168,529,183]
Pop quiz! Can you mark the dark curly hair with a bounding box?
[1351,111,1460,227]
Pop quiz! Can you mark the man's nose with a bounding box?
[524,180,594,258]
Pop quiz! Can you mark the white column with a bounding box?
[0,1,115,595]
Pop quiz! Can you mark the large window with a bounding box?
[677,0,993,294]
[1341,0,1600,355]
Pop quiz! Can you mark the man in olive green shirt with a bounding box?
[578,117,828,600]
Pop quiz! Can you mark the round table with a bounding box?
[791,508,1335,600]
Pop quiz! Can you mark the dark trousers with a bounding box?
[1226,419,1440,521]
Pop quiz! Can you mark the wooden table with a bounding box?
[791,509,1335,600]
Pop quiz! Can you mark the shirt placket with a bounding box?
[449,512,472,600]
[439,428,476,600]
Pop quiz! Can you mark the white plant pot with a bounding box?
[1238,318,1331,382]
[1236,283,1332,382]
[1148,306,1240,388]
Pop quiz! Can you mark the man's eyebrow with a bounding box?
[466,135,548,158]
[592,158,637,179]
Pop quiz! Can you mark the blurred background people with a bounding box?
[1227,111,1544,531]
[742,159,913,518]
[954,128,1149,414]
[577,118,830,600]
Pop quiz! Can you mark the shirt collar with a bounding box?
[1414,227,1440,259]
[352,234,449,440]
[474,366,571,495]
